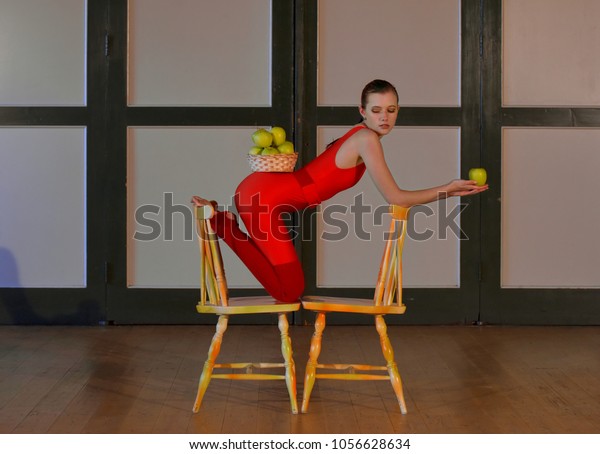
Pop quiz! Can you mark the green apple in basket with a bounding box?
[249,146,263,155]
[277,141,295,155]
[270,126,286,147]
[261,146,279,156]
[252,128,273,148]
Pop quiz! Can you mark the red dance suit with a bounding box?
[210,125,367,302]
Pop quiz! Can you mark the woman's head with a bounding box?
[359,79,399,136]
[360,79,399,108]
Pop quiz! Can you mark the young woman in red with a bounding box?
[192,80,487,302]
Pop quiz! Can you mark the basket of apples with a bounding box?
[247,126,298,172]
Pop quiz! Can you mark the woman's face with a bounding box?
[359,91,399,137]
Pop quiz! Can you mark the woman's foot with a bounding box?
[191,196,237,223]
[191,196,217,219]
[191,196,215,207]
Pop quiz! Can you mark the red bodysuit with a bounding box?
[210,125,367,302]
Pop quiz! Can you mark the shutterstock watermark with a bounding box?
[133,192,470,243]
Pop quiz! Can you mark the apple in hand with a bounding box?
[270,126,286,146]
[252,129,273,148]
[277,141,295,154]
[468,168,487,186]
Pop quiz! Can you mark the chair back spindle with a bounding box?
[195,205,228,307]
[374,206,409,307]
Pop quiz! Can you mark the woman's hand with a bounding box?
[445,179,489,197]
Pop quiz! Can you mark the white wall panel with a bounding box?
[0,128,86,287]
[127,127,262,288]
[503,0,600,107]
[317,0,460,107]
[316,126,461,288]
[128,0,272,106]
[502,128,600,287]
[0,0,87,106]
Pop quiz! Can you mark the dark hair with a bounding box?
[361,79,399,108]
[326,79,399,150]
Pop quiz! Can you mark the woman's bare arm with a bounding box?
[355,129,487,207]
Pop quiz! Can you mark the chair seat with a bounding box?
[197,296,300,315]
[301,296,406,315]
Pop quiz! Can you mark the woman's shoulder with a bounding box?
[348,124,379,143]
[345,126,385,166]
[332,124,379,168]
[348,126,382,152]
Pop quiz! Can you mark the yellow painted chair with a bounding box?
[192,203,300,414]
[301,205,410,414]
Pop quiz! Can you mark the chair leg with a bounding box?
[278,313,298,414]
[301,311,326,413]
[193,314,229,413]
[375,315,407,414]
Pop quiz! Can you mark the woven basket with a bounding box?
[247,153,298,173]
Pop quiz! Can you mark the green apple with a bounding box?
[249,146,263,155]
[277,141,295,154]
[270,126,286,146]
[261,146,279,156]
[468,168,487,186]
[252,128,273,148]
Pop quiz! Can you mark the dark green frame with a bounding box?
[295,0,484,325]
[480,0,600,324]
[2,0,598,326]
[0,1,109,324]
[104,0,295,324]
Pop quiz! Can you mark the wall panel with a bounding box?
[127,127,262,288]
[0,127,87,287]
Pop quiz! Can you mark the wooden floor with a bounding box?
[1,324,599,434]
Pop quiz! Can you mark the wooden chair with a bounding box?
[192,203,300,414]
[301,205,410,414]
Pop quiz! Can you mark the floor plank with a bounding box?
[1,325,600,434]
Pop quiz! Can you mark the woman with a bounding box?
[192,79,488,302]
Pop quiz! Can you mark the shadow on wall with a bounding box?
[0,247,102,325]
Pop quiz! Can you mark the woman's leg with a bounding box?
[195,172,306,302]
[210,208,304,302]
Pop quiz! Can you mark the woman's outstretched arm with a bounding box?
[356,129,488,207]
